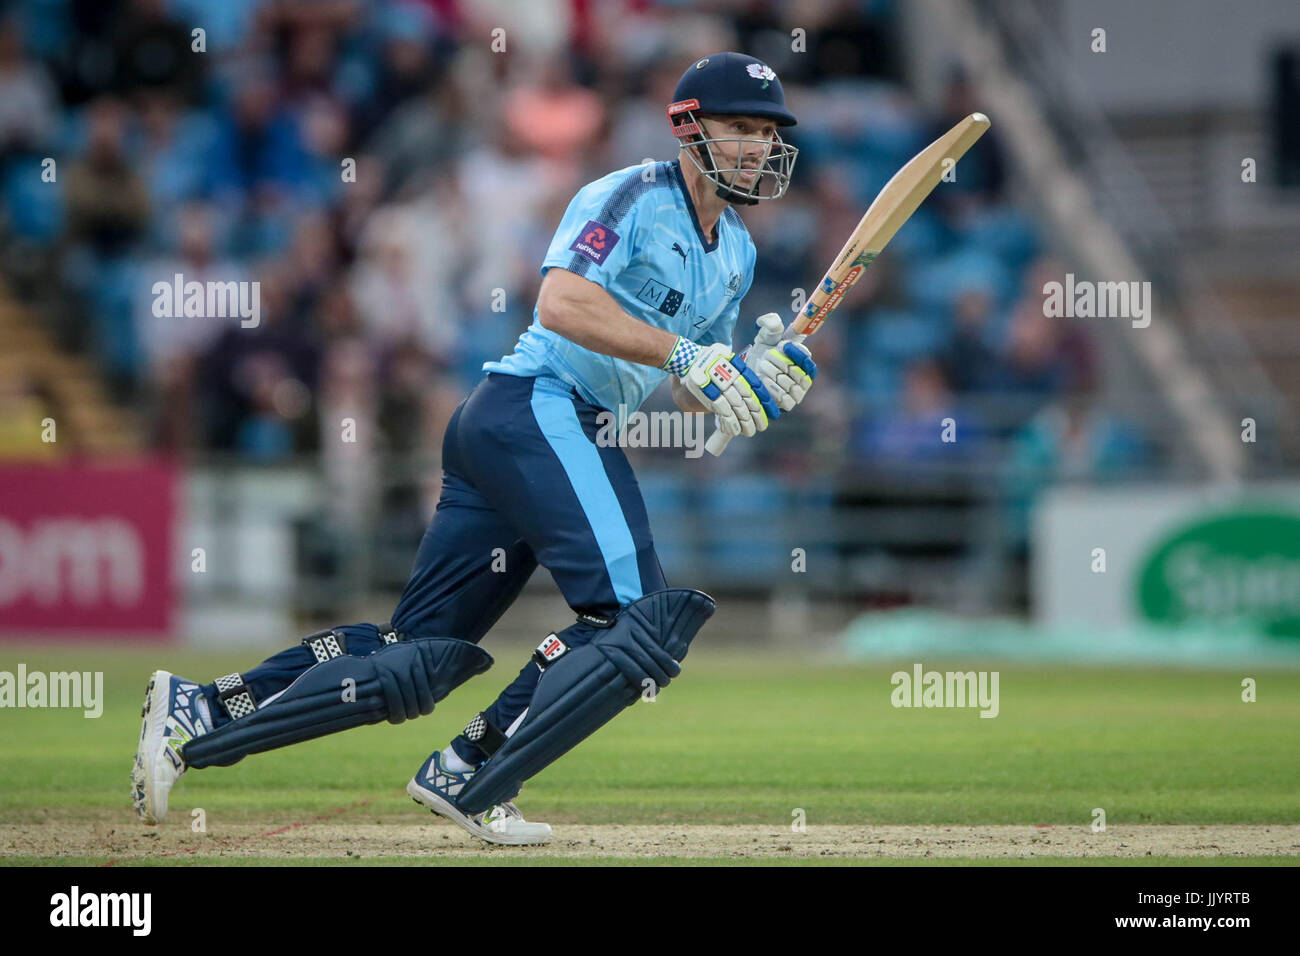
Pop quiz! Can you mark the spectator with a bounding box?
[348,202,459,359]
[501,56,604,163]
[137,203,247,374]
[199,263,319,454]
[111,0,204,103]
[64,96,150,256]
[210,69,308,205]
[136,90,221,211]
[0,18,59,162]
[929,66,1007,206]
[941,283,1004,394]
[349,3,440,144]
[1003,386,1149,541]
[0,371,59,461]
[317,335,379,527]
[982,287,1094,437]
[856,359,984,466]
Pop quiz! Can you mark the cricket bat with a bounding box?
[705,112,991,457]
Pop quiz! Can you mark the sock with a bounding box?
[194,696,212,731]
[442,745,476,774]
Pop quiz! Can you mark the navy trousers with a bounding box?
[198,373,667,767]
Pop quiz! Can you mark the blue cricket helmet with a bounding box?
[669,52,798,126]
[666,53,799,204]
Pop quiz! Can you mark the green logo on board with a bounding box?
[1136,509,1300,638]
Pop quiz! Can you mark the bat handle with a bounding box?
[705,427,734,457]
[707,328,806,456]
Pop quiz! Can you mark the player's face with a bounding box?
[700,115,778,188]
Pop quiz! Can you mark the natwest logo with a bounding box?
[569,219,621,266]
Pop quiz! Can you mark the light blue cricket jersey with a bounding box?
[483,159,757,413]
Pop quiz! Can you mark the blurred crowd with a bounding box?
[0,0,1150,527]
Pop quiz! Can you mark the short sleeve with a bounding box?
[541,175,653,289]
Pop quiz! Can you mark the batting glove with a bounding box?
[742,313,818,412]
[664,337,780,437]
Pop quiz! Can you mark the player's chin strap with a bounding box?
[451,588,716,816]
[715,181,759,206]
[183,631,493,769]
[695,137,765,206]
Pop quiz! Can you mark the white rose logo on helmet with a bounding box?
[746,62,777,87]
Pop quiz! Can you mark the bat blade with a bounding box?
[793,112,990,338]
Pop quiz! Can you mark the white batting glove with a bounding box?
[663,337,781,438]
[741,313,818,412]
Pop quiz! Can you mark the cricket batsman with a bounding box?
[132,53,817,845]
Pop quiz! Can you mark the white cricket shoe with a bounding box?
[131,670,209,824]
[407,750,552,846]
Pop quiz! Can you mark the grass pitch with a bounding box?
[1,644,1297,864]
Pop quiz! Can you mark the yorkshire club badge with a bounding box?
[746,62,777,89]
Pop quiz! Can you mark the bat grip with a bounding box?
[705,427,733,457]
[707,327,806,456]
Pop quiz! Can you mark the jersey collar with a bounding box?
[668,158,720,254]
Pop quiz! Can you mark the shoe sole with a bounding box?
[406,778,552,846]
[131,670,173,825]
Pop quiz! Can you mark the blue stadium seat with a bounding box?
[701,475,788,584]
[960,209,1040,276]
[636,469,693,578]
[863,309,948,361]
[2,156,64,244]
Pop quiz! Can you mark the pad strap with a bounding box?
[303,628,348,664]
[214,673,257,720]
[462,712,508,758]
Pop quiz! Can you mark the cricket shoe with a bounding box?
[132,670,209,825]
[407,750,552,846]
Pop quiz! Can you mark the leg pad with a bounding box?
[453,589,714,814]
[184,638,492,769]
